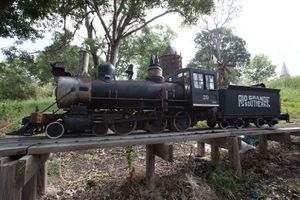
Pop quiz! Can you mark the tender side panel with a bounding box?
[218,85,280,117]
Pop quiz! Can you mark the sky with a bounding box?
[0,0,300,76]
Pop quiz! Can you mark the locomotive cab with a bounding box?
[165,68,219,108]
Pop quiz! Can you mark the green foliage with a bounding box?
[244,54,276,84]
[267,76,300,119]
[0,0,88,40]
[2,0,214,75]
[35,32,83,84]
[0,97,55,130]
[118,25,176,79]
[166,0,214,24]
[194,120,208,128]
[188,28,250,86]
[0,47,54,100]
[188,28,250,68]
[0,0,62,39]
[267,76,300,89]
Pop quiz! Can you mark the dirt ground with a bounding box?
[41,135,300,200]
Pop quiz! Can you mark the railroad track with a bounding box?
[0,127,299,157]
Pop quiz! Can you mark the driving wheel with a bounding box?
[171,111,191,132]
[146,111,167,133]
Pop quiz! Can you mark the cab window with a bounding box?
[193,72,204,89]
[205,75,215,90]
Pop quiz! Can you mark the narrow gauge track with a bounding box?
[0,127,299,157]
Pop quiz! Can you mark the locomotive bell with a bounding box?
[97,63,116,81]
[146,55,164,83]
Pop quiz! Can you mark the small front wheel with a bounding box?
[46,121,65,139]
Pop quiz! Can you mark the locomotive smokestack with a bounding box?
[78,50,89,77]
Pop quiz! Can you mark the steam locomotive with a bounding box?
[16,51,289,139]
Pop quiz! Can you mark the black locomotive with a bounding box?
[16,51,289,139]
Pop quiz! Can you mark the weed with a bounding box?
[255,185,273,198]
[48,158,61,176]
[195,120,208,128]
[123,146,136,170]
[84,154,99,161]
[197,165,262,199]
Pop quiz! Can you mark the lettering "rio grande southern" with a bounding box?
[238,95,270,108]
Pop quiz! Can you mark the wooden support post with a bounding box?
[228,137,242,177]
[0,160,22,200]
[146,145,155,190]
[37,156,49,196]
[196,141,205,157]
[22,174,37,200]
[211,144,220,167]
[259,135,268,154]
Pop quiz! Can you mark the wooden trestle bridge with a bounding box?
[0,127,299,200]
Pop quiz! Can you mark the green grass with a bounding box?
[0,97,56,131]
[267,76,300,119]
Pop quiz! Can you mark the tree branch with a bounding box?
[122,10,174,38]
[86,0,112,42]
[112,0,119,40]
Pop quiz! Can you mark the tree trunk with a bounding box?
[85,7,99,68]
[218,64,228,89]
[109,41,120,66]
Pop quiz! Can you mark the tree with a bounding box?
[84,0,214,66]
[35,32,96,85]
[188,28,250,87]
[1,0,214,75]
[117,24,176,79]
[0,0,62,39]
[0,47,40,99]
[188,0,249,88]
[244,54,276,84]
[1,0,214,70]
